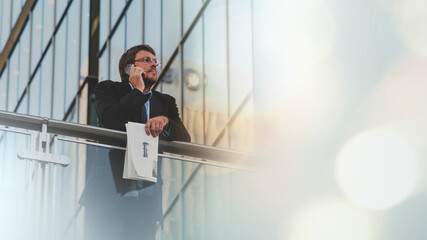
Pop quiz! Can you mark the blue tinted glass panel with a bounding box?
[99,0,110,48]
[111,0,126,28]
[8,44,19,111]
[125,0,142,49]
[53,19,67,119]
[65,1,80,111]
[0,0,11,50]
[31,2,43,73]
[80,0,90,79]
[110,20,125,81]
[11,0,22,26]
[183,0,202,32]
[162,0,181,62]
[144,0,161,51]
[56,0,68,23]
[43,0,55,49]
[18,24,31,99]
[29,71,41,115]
[16,94,28,114]
[39,48,53,117]
[100,48,109,81]
[0,67,8,111]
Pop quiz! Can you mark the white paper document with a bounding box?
[123,122,159,182]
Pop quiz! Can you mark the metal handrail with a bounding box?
[0,110,256,166]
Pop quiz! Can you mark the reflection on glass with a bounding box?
[29,69,41,116]
[183,0,203,32]
[53,23,67,119]
[144,0,161,51]
[0,0,12,50]
[18,25,31,103]
[204,0,228,147]
[110,20,126,81]
[0,70,7,111]
[43,0,55,49]
[183,21,204,144]
[162,0,181,62]
[125,0,143,49]
[65,1,81,111]
[40,48,53,117]
[8,44,19,111]
[31,1,43,74]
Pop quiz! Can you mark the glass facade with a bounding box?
[3,0,427,239]
[0,0,256,239]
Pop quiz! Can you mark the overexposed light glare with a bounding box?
[256,0,337,112]
[377,0,427,56]
[282,198,377,240]
[336,129,417,210]
[376,0,427,18]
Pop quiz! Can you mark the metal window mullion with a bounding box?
[48,2,58,237]
[9,0,13,40]
[142,0,145,43]
[250,0,255,99]
[225,0,231,148]
[6,0,12,112]
[179,0,183,129]
[27,11,33,115]
[0,0,3,46]
[37,0,44,117]
[107,0,112,80]
[179,1,184,238]
[202,2,206,145]
[63,9,69,118]
[124,9,127,50]
[50,0,57,119]
[16,28,22,112]
[160,0,163,92]
[5,59,10,112]
[76,0,83,123]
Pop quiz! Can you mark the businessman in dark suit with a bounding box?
[81,44,190,240]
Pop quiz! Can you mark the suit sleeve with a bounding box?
[95,81,149,131]
[162,97,191,142]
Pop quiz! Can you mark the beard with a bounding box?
[143,76,157,88]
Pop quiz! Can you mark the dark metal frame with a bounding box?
[0,0,38,78]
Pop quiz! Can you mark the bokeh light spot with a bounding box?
[336,129,417,210]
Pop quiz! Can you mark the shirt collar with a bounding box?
[128,82,152,97]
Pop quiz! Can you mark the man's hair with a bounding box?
[118,44,156,82]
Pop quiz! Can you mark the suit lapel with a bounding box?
[150,91,164,118]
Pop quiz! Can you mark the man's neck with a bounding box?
[143,88,151,94]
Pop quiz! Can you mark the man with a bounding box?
[81,44,190,240]
[95,44,190,141]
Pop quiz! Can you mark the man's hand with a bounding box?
[128,65,146,93]
[145,116,169,138]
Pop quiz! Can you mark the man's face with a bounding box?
[134,50,158,86]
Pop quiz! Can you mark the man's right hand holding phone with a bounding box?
[128,64,146,93]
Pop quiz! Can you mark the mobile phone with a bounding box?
[125,64,145,78]
[125,64,132,75]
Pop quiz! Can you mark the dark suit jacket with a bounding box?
[95,80,191,142]
[80,80,190,221]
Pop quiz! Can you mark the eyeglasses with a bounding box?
[134,57,161,66]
